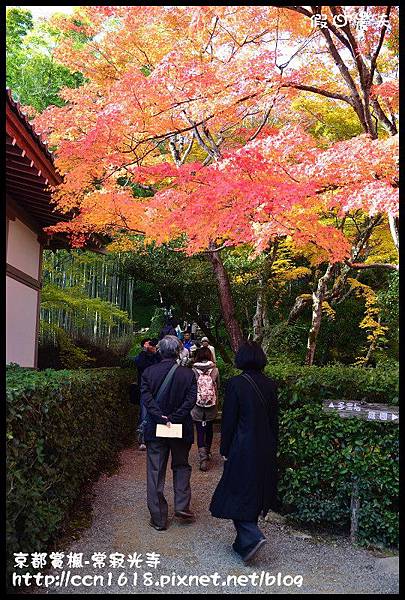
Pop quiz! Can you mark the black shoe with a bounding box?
[242,538,266,564]
[149,519,167,531]
[174,509,195,519]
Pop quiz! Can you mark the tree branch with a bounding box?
[183,113,218,161]
[280,82,354,105]
[180,134,195,165]
[346,261,399,272]
[370,97,398,136]
[370,6,392,83]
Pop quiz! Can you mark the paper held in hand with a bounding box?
[156,423,183,438]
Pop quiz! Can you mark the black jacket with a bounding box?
[141,358,197,443]
[134,350,161,380]
[159,325,177,339]
[209,370,278,521]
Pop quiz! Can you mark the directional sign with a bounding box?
[323,400,399,423]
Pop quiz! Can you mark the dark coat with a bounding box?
[159,325,177,339]
[134,350,161,380]
[209,370,278,521]
[141,358,197,443]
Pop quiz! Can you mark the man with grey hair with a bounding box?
[141,335,197,530]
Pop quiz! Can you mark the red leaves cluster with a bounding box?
[33,6,398,262]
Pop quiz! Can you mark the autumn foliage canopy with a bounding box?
[33,6,399,261]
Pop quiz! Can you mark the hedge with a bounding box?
[217,359,399,406]
[6,365,136,574]
[218,360,399,548]
[6,360,399,559]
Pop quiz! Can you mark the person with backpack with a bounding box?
[191,346,219,471]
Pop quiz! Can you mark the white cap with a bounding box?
[201,337,209,342]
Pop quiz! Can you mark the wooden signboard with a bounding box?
[322,400,399,423]
[322,398,399,544]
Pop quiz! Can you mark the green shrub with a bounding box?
[6,366,137,576]
[217,360,399,548]
[74,333,135,367]
[147,307,166,338]
[266,362,399,407]
[278,404,398,548]
[57,328,95,369]
[39,331,137,369]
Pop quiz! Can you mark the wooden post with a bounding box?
[350,478,360,544]
[323,400,398,545]
[350,444,360,545]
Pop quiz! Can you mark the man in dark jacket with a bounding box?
[134,338,161,376]
[141,335,197,531]
[134,338,161,450]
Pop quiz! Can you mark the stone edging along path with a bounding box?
[26,433,398,595]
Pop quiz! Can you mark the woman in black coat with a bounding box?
[209,341,278,563]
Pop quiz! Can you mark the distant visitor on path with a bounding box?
[133,338,161,450]
[191,321,198,339]
[183,332,193,351]
[178,339,190,366]
[210,341,278,564]
[159,317,178,339]
[175,323,183,340]
[191,347,219,471]
[201,336,216,363]
[141,335,197,531]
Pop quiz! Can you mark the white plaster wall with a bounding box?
[6,276,38,367]
[7,217,41,279]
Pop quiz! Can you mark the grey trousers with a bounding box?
[146,439,192,527]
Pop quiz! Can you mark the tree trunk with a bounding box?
[288,295,312,324]
[388,214,399,252]
[207,248,243,352]
[253,281,267,344]
[253,240,278,344]
[305,264,335,366]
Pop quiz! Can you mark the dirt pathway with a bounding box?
[25,433,398,595]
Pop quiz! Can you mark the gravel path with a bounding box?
[24,432,398,595]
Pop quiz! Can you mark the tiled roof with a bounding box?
[6,88,107,251]
[6,87,57,166]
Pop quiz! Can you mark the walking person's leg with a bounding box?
[170,439,193,518]
[195,420,205,449]
[137,398,147,449]
[195,421,208,471]
[232,519,266,562]
[146,440,170,529]
[205,421,214,459]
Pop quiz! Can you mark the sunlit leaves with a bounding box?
[26,6,398,265]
